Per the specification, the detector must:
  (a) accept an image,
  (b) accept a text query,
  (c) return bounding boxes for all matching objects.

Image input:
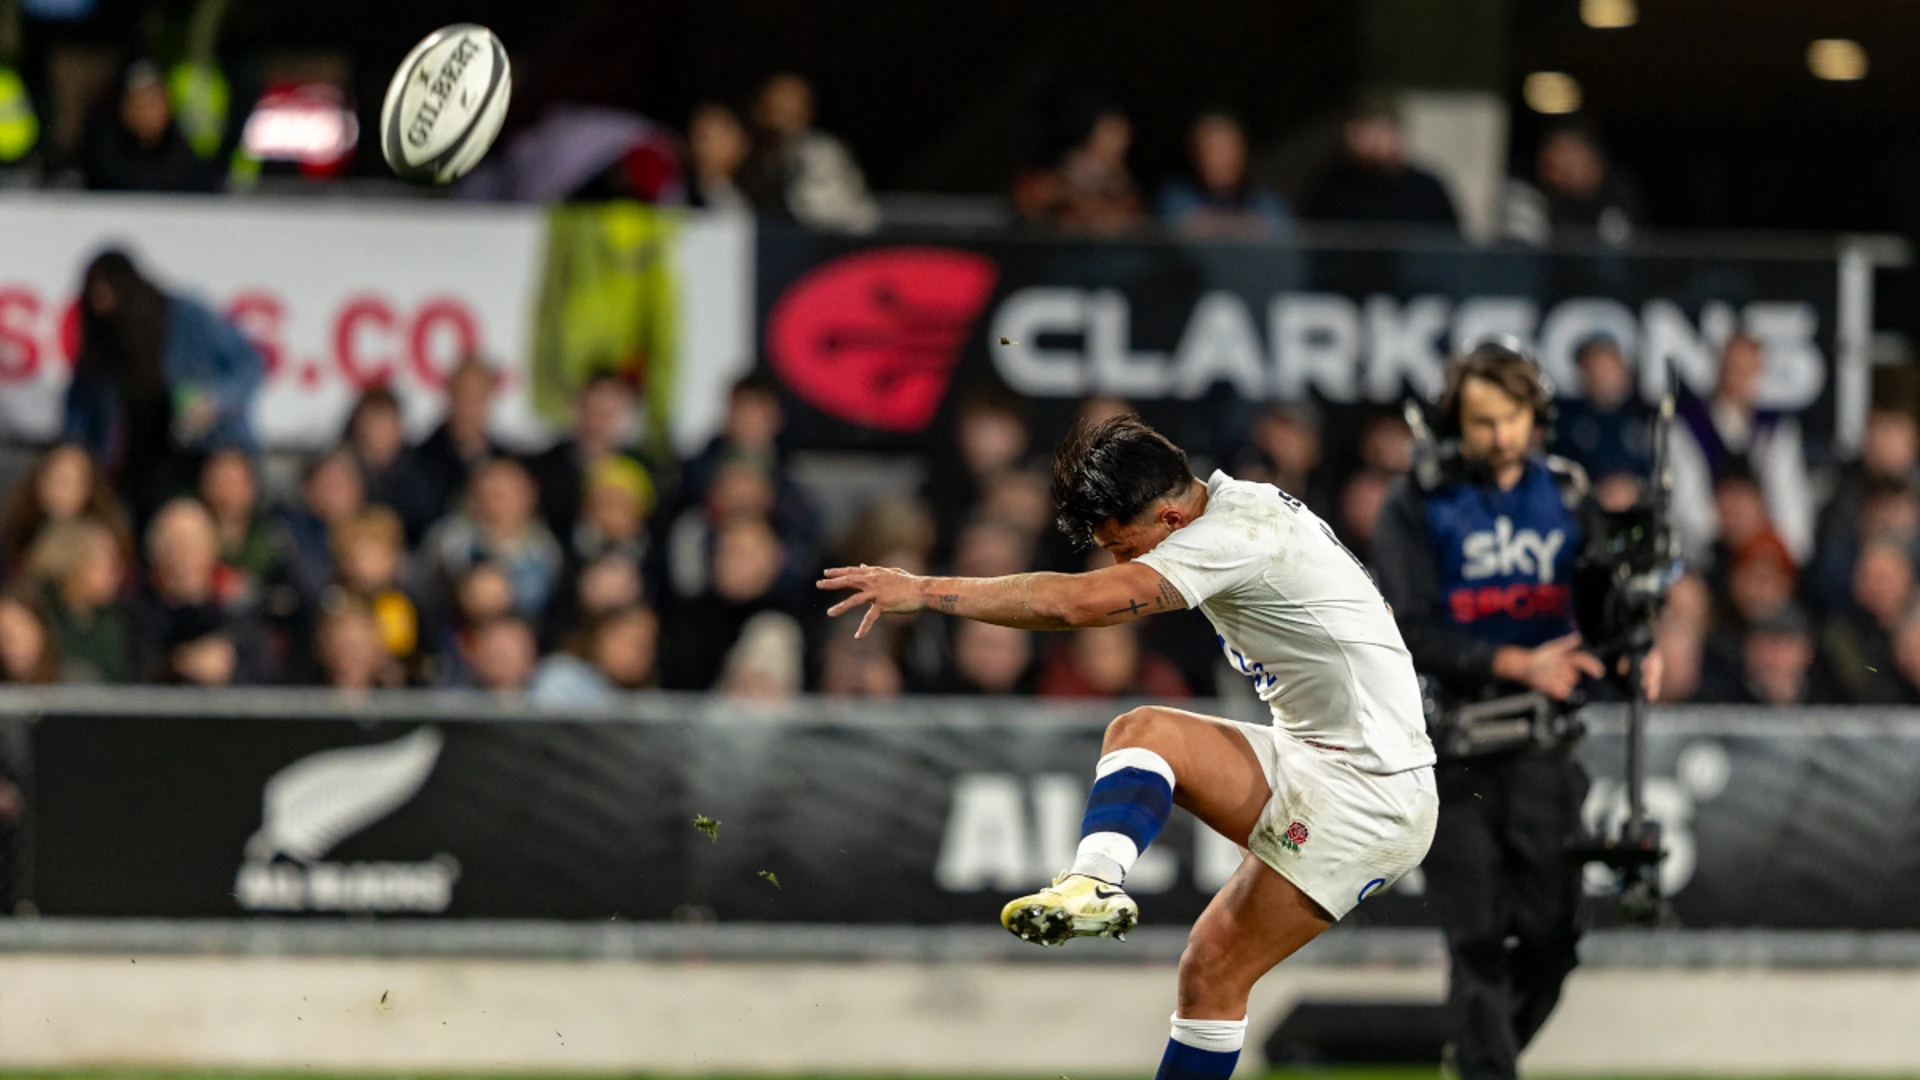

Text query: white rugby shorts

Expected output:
[1226,719,1438,920]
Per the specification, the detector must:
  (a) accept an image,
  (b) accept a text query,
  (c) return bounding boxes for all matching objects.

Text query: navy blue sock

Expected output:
[1155,1022,1245,1080]
[1070,748,1176,882]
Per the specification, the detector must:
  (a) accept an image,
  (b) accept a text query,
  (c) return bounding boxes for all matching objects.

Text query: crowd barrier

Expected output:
[9,687,1920,931]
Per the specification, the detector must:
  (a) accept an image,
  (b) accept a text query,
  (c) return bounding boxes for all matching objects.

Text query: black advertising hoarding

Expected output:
[23,694,1920,929]
[754,224,1845,460]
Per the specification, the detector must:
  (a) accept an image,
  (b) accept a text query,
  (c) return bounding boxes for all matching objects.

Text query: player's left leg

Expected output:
[1156,854,1333,1080]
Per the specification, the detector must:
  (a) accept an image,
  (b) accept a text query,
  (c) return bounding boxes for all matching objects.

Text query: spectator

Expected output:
[423,457,564,624]
[1501,123,1645,248]
[549,456,654,642]
[1889,609,1920,703]
[1335,468,1395,563]
[1,442,128,569]
[820,627,904,698]
[665,456,806,599]
[740,73,878,232]
[313,599,402,693]
[415,355,506,521]
[1810,475,1920,612]
[680,373,790,503]
[1037,621,1190,699]
[527,371,642,542]
[924,393,1032,551]
[1553,335,1652,480]
[661,517,793,690]
[342,387,438,545]
[65,250,263,526]
[24,519,131,683]
[1670,335,1814,565]
[1013,97,1144,233]
[837,495,937,573]
[688,102,751,211]
[717,610,806,702]
[462,616,539,697]
[1723,533,1797,631]
[1358,410,1416,474]
[1158,110,1293,238]
[276,449,367,605]
[1820,539,1916,703]
[1305,101,1459,232]
[937,620,1034,695]
[1653,571,1712,703]
[531,603,662,705]
[1703,464,1783,609]
[1232,403,1333,518]
[1699,605,1833,706]
[0,589,60,684]
[1814,402,1920,586]
[198,449,284,590]
[431,562,515,685]
[330,507,420,672]
[80,60,219,193]
[130,498,266,685]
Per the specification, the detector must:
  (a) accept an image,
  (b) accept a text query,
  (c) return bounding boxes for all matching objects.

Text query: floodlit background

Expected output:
[0,0,1918,1076]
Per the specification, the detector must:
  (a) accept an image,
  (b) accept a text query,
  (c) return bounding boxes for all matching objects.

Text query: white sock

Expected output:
[1169,1013,1248,1052]
[1068,747,1177,884]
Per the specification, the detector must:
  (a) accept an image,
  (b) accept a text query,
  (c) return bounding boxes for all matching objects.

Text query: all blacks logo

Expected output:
[379,23,512,184]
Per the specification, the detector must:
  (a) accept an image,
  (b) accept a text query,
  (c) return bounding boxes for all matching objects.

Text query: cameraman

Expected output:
[1369,343,1657,1080]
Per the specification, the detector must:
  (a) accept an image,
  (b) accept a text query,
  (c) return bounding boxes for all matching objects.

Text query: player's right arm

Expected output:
[817,561,1184,639]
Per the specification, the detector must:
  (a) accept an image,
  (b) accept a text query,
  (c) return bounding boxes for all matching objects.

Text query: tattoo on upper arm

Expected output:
[1156,578,1183,610]
[938,594,959,613]
[1105,598,1148,617]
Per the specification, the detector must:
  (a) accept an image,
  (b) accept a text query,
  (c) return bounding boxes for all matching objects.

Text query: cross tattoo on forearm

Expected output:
[1105,598,1148,617]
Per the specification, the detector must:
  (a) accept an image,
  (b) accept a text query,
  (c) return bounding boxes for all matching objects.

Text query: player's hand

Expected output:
[1522,633,1606,701]
[817,564,926,639]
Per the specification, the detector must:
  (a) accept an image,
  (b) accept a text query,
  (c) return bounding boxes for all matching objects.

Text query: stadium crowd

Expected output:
[0,248,1912,711]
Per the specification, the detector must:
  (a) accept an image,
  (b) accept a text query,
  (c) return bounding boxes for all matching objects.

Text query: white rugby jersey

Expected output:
[1136,471,1435,775]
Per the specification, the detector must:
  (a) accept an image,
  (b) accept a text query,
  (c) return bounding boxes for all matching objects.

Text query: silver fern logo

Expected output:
[233,727,460,912]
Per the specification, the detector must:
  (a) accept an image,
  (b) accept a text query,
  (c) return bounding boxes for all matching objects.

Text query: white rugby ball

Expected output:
[380,23,511,184]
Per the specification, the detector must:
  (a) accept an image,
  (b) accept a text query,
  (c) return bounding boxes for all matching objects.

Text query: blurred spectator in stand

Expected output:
[65,250,263,527]
[462,615,538,697]
[275,449,366,606]
[1889,610,1920,703]
[329,507,420,678]
[1670,335,1813,566]
[423,457,564,624]
[130,498,267,685]
[1037,621,1190,700]
[1358,410,1416,474]
[24,519,131,683]
[931,620,1034,695]
[342,387,437,546]
[1158,110,1293,238]
[717,611,806,702]
[740,73,878,232]
[1232,402,1332,518]
[1553,335,1652,480]
[0,588,60,684]
[1501,123,1644,248]
[549,456,654,643]
[680,373,787,503]
[528,372,641,542]
[198,449,285,592]
[430,562,514,686]
[687,103,751,211]
[80,60,219,193]
[1305,102,1459,233]
[456,103,684,204]
[820,627,904,698]
[1,442,128,569]
[1335,469,1395,564]
[1723,532,1797,636]
[1078,394,1136,429]
[1014,96,1143,233]
[1698,605,1833,706]
[1703,464,1779,608]
[313,598,403,692]
[924,393,1032,553]
[529,604,661,705]
[661,516,796,690]
[1812,399,1920,591]
[416,356,506,521]
[1653,571,1712,703]
[1810,475,1920,613]
[1820,539,1917,703]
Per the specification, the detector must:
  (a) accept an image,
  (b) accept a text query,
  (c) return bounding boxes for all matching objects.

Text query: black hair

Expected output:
[731,370,781,400]
[75,249,168,405]
[1050,415,1192,547]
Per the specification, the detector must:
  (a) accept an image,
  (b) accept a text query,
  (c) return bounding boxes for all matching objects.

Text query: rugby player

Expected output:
[819,415,1437,1080]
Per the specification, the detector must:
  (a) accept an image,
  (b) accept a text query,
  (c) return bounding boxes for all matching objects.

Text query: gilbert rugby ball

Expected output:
[380,24,510,183]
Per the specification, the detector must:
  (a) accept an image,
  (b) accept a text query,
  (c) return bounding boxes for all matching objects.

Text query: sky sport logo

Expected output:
[232,727,459,914]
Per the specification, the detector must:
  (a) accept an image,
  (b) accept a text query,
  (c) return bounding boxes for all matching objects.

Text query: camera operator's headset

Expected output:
[1410,338,1561,491]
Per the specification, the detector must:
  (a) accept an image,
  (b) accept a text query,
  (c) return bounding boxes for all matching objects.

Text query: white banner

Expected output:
[0,195,751,455]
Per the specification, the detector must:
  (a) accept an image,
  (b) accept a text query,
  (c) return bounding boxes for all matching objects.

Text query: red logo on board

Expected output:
[766,248,998,433]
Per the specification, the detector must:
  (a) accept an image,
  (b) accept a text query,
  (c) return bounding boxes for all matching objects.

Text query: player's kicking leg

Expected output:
[1001,704,1337,1078]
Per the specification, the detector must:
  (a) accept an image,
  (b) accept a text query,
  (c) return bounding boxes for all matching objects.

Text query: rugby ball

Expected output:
[380,24,511,184]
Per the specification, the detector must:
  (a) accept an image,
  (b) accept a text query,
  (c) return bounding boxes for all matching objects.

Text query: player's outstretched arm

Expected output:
[817,561,1185,638]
